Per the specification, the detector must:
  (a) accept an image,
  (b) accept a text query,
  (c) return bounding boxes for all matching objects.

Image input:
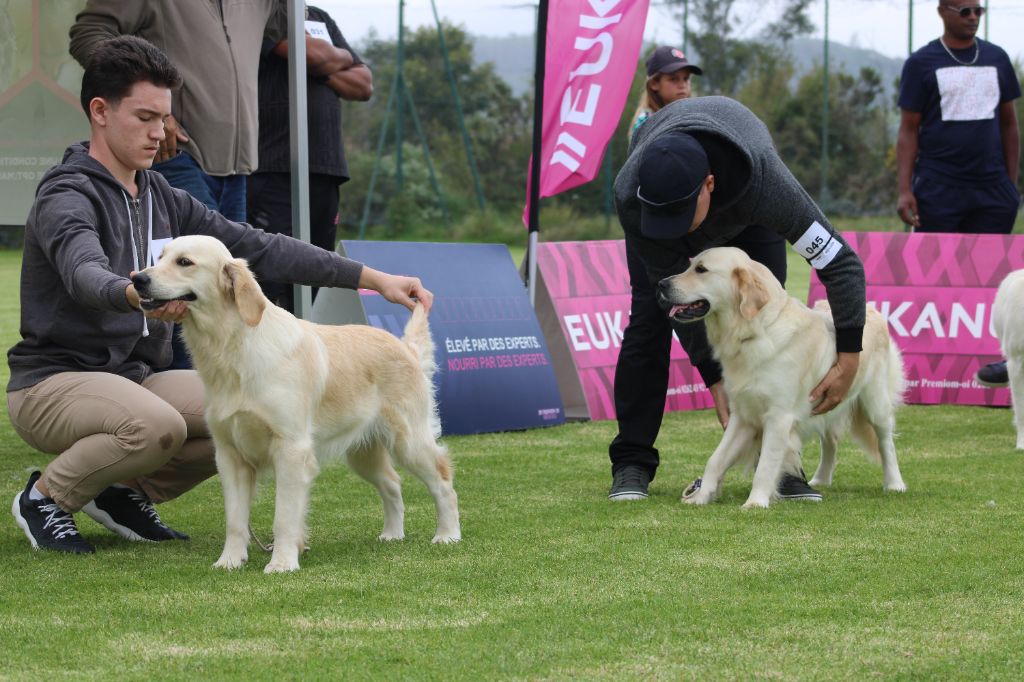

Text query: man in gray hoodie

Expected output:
[608,96,867,502]
[8,36,432,554]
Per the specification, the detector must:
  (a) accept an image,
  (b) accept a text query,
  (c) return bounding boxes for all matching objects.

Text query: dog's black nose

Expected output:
[131,272,150,292]
[657,278,671,294]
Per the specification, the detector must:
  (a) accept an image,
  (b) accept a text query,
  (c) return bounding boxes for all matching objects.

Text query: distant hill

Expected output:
[471,34,906,98]
[787,37,905,92]
[470,34,536,96]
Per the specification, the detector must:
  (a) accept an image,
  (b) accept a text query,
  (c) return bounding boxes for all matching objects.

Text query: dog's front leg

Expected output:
[265,439,319,574]
[684,419,756,505]
[744,415,798,509]
[213,444,256,570]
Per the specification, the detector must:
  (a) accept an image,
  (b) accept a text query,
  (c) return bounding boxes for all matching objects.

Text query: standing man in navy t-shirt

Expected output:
[896,1,1020,234]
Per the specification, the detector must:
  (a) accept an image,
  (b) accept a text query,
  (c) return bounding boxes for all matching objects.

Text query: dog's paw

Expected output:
[884,481,907,493]
[682,491,713,505]
[378,531,405,542]
[808,476,830,488]
[213,553,248,570]
[264,557,300,574]
[682,479,715,505]
[741,496,771,509]
[431,533,461,544]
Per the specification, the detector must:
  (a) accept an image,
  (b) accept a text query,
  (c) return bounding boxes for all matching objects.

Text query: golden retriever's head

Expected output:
[657,247,779,323]
[132,235,266,327]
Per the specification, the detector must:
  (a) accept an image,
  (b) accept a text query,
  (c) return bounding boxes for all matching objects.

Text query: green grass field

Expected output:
[1,247,1022,680]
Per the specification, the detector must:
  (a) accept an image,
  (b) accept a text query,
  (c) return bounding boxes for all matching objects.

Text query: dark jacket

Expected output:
[614,96,866,369]
[7,143,363,391]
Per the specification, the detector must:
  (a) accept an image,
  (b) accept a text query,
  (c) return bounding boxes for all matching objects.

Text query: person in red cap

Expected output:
[628,45,703,143]
[607,96,867,503]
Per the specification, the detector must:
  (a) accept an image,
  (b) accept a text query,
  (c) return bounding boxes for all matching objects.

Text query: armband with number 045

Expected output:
[791,221,842,269]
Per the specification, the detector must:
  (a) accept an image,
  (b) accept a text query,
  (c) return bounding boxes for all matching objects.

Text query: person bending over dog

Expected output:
[607,95,867,502]
[7,36,432,554]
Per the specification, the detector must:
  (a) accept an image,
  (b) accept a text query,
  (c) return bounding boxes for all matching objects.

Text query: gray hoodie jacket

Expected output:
[614,96,866,376]
[7,143,363,391]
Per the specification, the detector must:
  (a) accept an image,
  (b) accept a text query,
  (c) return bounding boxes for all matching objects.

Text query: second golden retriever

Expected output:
[658,247,907,508]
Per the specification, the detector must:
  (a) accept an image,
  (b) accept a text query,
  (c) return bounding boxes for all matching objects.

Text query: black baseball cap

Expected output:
[645,46,703,77]
[637,132,710,239]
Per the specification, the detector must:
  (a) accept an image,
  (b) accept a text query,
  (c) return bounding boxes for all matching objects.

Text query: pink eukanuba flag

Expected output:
[523,0,651,226]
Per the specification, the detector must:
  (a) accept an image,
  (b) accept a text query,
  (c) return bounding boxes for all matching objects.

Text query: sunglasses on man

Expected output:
[941,5,986,18]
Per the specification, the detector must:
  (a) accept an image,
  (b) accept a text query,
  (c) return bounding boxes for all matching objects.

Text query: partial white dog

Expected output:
[657,247,907,508]
[133,235,460,573]
[992,269,1024,449]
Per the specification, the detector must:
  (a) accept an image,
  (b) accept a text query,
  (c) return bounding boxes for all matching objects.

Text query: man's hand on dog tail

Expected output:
[810,352,860,415]
[360,267,434,313]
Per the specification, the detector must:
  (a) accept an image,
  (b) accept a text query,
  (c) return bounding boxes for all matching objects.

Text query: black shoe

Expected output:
[976,361,1009,388]
[11,471,95,553]
[608,465,651,501]
[777,470,823,502]
[82,485,189,542]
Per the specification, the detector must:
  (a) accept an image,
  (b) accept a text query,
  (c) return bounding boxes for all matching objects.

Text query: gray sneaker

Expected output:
[777,470,823,502]
[608,465,651,501]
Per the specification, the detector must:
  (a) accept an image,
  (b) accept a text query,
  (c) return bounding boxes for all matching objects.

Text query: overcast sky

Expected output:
[314,0,1024,62]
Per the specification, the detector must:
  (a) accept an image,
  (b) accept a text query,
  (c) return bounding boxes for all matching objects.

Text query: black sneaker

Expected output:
[11,471,95,553]
[777,470,823,502]
[608,465,651,501]
[976,361,1009,388]
[82,485,189,542]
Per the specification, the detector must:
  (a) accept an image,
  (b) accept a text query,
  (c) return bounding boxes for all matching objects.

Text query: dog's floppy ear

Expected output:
[221,258,266,327]
[734,266,770,320]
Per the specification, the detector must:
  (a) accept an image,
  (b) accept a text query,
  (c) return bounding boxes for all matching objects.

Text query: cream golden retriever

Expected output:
[992,269,1024,449]
[657,247,907,508]
[133,235,460,573]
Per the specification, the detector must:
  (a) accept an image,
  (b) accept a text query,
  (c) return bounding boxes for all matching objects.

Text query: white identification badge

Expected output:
[792,221,842,269]
[149,237,172,266]
[305,20,330,42]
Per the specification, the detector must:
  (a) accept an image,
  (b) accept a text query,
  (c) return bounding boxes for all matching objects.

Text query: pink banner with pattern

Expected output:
[523,0,650,223]
[537,240,712,420]
[808,232,1022,406]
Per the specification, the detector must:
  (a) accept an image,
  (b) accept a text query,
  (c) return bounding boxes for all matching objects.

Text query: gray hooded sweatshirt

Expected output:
[614,96,866,380]
[7,143,363,392]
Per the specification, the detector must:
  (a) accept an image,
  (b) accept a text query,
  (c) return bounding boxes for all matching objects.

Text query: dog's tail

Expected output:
[402,303,436,378]
[402,303,441,437]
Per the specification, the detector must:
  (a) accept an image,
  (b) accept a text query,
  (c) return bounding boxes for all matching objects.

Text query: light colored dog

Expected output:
[133,235,460,573]
[992,269,1024,450]
[657,247,907,508]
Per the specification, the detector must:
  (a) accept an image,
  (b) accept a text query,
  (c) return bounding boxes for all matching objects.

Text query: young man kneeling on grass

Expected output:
[7,36,431,554]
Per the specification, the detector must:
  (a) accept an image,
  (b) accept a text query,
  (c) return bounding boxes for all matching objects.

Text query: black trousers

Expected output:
[246,172,342,312]
[608,224,788,479]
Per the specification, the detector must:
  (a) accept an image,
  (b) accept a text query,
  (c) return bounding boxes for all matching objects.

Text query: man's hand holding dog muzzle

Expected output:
[126,283,189,323]
[809,351,860,415]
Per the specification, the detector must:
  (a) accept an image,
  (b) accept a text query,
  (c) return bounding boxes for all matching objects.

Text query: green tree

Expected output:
[771,65,894,214]
[341,22,531,232]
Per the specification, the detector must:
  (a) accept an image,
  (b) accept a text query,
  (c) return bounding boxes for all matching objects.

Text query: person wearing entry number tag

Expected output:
[7,38,432,556]
[606,95,867,503]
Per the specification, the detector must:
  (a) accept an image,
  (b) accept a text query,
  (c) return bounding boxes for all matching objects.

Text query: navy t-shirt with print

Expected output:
[898,38,1021,186]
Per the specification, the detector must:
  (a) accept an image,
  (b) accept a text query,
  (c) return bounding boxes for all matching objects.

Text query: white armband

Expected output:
[792,221,842,269]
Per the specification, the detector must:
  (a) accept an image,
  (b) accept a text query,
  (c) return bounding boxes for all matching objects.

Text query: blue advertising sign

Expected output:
[337,241,565,435]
